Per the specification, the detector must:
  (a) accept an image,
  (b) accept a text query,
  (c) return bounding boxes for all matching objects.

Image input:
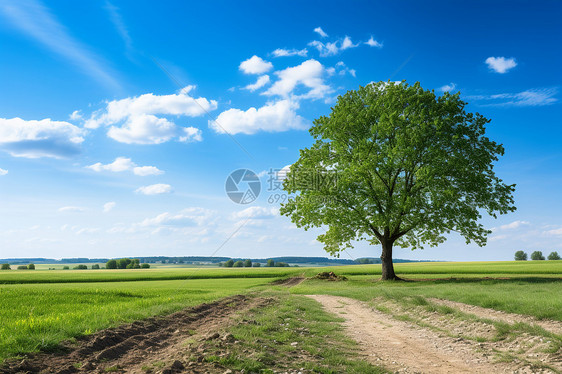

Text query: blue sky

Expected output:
[0,0,561,261]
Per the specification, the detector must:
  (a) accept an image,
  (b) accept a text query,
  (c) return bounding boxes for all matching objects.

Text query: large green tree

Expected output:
[280,81,516,280]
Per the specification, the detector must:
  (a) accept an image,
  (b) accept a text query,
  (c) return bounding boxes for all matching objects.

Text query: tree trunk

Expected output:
[380,239,402,280]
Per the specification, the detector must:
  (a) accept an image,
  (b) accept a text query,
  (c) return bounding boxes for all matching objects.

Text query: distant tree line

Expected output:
[1,263,35,270]
[515,250,560,261]
[106,258,150,269]
[218,259,291,268]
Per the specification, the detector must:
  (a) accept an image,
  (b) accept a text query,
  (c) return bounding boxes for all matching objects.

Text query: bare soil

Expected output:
[270,276,306,287]
[307,294,561,374]
[0,295,272,374]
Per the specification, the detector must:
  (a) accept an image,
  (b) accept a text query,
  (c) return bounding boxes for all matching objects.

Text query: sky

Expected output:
[0,0,561,261]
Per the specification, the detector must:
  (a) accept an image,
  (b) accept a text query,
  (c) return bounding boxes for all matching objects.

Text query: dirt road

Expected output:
[307,294,561,374]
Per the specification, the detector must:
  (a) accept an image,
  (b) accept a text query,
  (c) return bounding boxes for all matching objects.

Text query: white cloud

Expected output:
[87,157,164,176]
[231,206,279,220]
[244,75,270,92]
[139,207,215,227]
[545,227,562,236]
[272,48,308,57]
[210,100,308,135]
[86,86,214,144]
[133,166,164,176]
[0,117,85,158]
[365,36,383,48]
[485,57,517,74]
[499,220,530,230]
[308,36,358,57]
[0,168,8,176]
[264,59,332,100]
[178,127,203,143]
[135,183,172,195]
[103,201,116,213]
[69,110,83,121]
[468,88,558,107]
[314,27,328,38]
[87,85,215,128]
[308,40,339,57]
[334,61,356,77]
[439,83,456,92]
[239,55,273,75]
[58,206,85,213]
[340,36,357,50]
[107,114,179,144]
[0,0,119,89]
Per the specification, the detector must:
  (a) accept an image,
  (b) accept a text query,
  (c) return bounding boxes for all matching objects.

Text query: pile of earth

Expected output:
[314,272,347,281]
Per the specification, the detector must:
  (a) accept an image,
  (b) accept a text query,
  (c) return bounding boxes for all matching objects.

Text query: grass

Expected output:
[1,261,560,284]
[0,260,560,366]
[0,278,270,363]
[290,275,562,321]
[202,293,386,373]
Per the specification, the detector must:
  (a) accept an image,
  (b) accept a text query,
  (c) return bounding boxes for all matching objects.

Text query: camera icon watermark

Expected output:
[225,167,338,205]
[225,169,261,204]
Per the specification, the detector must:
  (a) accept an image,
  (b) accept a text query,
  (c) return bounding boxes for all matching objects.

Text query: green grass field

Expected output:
[0,261,560,364]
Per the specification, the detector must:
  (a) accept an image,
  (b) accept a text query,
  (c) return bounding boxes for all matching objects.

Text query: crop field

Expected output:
[1,261,561,372]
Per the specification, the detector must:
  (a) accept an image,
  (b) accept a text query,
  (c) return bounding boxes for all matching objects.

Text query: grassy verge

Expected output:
[199,293,386,373]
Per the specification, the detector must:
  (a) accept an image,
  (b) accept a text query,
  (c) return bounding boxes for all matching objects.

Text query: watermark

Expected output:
[225,169,261,204]
[226,167,338,205]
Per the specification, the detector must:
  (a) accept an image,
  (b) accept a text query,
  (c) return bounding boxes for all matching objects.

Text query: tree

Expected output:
[244,259,252,267]
[266,259,275,267]
[1,264,10,270]
[531,251,545,261]
[224,259,234,267]
[141,263,150,268]
[253,262,261,267]
[73,264,88,270]
[547,251,560,260]
[27,263,35,270]
[514,251,527,261]
[91,264,100,269]
[281,81,516,280]
[106,259,117,269]
[233,260,244,267]
[62,266,70,270]
[118,258,131,269]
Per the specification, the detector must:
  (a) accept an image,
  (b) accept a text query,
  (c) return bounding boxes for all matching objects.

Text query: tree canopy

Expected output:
[280,81,516,280]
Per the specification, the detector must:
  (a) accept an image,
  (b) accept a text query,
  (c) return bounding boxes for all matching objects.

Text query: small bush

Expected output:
[548,251,561,260]
[17,265,28,270]
[27,263,35,270]
[73,264,88,270]
[531,251,545,261]
[1,263,11,270]
[514,250,527,261]
[91,264,100,269]
[62,266,70,270]
[141,263,150,269]
[253,262,261,267]
[224,259,234,268]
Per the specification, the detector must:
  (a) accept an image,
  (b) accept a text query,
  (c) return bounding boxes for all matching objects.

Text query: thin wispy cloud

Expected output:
[0,0,120,90]
[468,88,558,107]
[104,1,133,55]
